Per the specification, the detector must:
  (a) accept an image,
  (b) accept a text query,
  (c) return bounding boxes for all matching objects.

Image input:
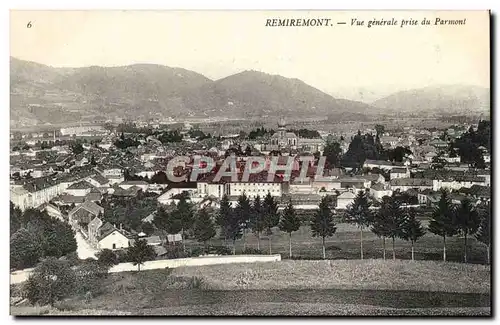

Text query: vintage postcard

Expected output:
[9,10,491,316]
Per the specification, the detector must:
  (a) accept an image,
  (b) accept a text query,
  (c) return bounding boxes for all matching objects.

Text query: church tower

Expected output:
[277,117,287,138]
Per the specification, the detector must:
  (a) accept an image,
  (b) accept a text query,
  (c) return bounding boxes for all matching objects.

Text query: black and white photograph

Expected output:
[8,9,491,316]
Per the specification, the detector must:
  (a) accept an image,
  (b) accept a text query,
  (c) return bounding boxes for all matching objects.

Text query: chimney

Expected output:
[120,223,123,230]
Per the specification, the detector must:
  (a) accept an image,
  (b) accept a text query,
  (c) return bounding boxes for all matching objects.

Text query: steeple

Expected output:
[277,117,287,129]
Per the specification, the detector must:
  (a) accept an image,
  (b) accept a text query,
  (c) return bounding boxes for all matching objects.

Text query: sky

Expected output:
[10,10,490,102]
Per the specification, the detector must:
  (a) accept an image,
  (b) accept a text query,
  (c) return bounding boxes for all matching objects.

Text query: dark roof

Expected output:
[59,194,86,204]
[69,200,104,217]
[98,222,118,241]
[85,191,102,202]
[144,236,161,245]
[113,186,142,197]
[198,171,284,184]
[67,180,94,190]
[121,180,149,185]
[90,174,109,185]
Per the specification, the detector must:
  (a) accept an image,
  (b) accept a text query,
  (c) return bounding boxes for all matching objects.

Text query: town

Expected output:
[10,116,491,262]
[9,9,491,316]
[10,116,492,315]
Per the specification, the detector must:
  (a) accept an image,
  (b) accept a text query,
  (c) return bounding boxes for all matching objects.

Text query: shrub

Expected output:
[190,247,205,257]
[164,245,189,259]
[96,249,119,268]
[208,245,232,256]
[115,249,131,263]
[10,228,43,270]
[22,257,76,306]
[74,260,109,295]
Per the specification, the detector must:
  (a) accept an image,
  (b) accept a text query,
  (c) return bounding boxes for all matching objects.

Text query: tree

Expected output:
[235,193,252,251]
[250,195,266,250]
[43,221,78,258]
[70,142,84,155]
[127,239,156,271]
[455,198,480,263]
[475,202,491,264]
[263,192,280,254]
[311,196,337,259]
[176,196,194,253]
[139,222,155,236]
[10,201,23,235]
[346,190,373,259]
[10,209,77,270]
[217,194,232,245]
[154,207,182,246]
[279,200,301,258]
[244,145,252,156]
[401,208,426,261]
[375,124,385,137]
[193,208,216,249]
[10,228,43,270]
[428,189,457,262]
[380,196,406,260]
[226,209,243,255]
[371,197,392,260]
[23,257,76,306]
[323,141,342,167]
[96,249,119,268]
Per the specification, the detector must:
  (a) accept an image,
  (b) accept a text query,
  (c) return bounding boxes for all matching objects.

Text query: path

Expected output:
[75,231,98,260]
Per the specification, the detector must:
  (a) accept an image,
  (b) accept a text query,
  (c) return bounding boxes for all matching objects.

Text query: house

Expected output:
[84,188,103,203]
[336,191,356,209]
[87,174,110,189]
[68,201,104,228]
[40,203,64,221]
[363,159,404,171]
[379,136,399,148]
[359,174,386,184]
[390,168,410,180]
[144,236,162,246]
[119,180,149,192]
[113,185,142,198]
[432,176,486,191]
[197,172,283,200]
[458,185,491,202]
[390,178,433,192]
[166,233,182,243]
[57,194,86,206]
[88,218,131,250]
[338,177,371,191]
[65,180,95,197]
[75,157,89,167]
[370,183,393,201]
[158,188,196,205]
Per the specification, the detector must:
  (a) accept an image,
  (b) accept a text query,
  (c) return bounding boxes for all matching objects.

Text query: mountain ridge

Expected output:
[10,57,374,125]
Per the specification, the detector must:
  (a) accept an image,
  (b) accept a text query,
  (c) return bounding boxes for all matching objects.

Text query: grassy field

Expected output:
[186,223,490,264]
[12,259,491,316]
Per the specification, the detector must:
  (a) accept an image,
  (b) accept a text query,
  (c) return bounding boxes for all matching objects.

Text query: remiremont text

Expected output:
[265,18,332,27]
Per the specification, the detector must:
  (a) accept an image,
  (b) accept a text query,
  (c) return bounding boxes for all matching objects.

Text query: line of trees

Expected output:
[345,189,491,263]
[149,188,490,263]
